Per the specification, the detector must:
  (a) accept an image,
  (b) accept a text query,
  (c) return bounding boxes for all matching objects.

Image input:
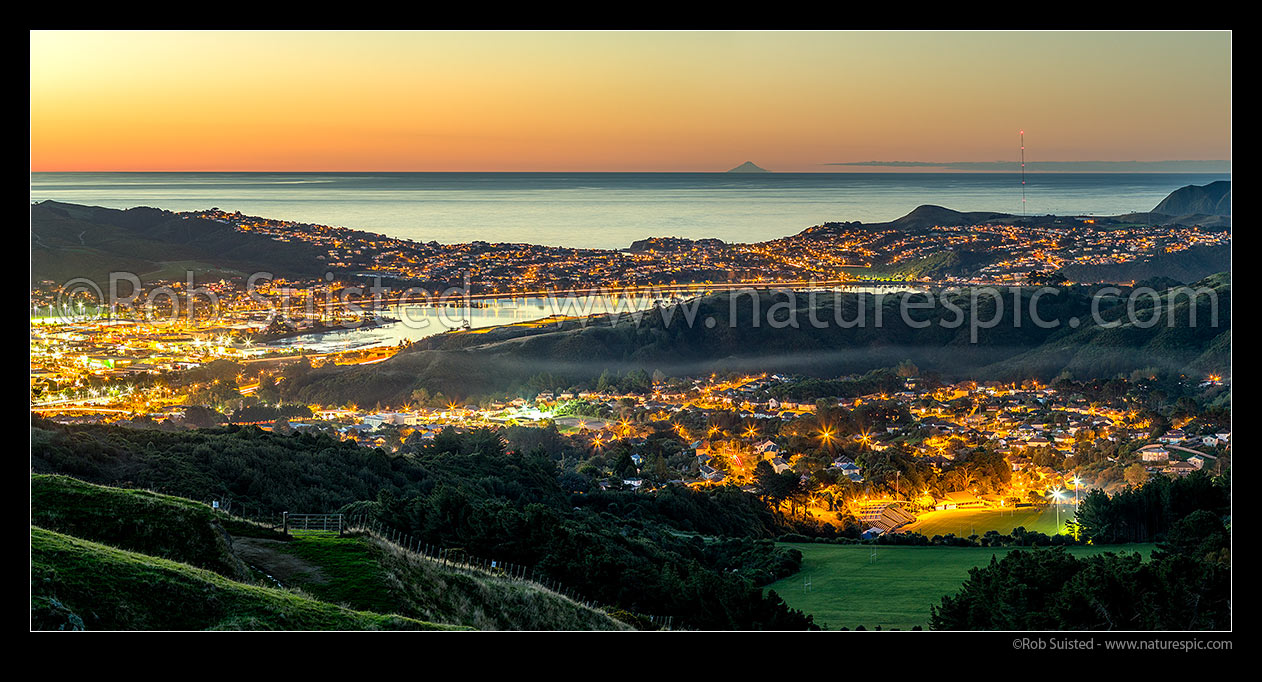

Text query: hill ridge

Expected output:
[1152,180,1230,216]
[277,274,1229,403]
[29,200,329,285]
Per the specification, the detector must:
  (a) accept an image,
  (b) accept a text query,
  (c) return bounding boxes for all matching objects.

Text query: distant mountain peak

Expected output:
[726,161,770,173]
[1152,180,1231,217]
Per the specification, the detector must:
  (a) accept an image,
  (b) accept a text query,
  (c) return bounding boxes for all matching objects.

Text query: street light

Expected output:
[818,427,835,453]
[1049,487,1065,532]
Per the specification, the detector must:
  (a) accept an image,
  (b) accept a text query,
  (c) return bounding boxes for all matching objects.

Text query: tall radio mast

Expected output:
[1020,129,1026,216]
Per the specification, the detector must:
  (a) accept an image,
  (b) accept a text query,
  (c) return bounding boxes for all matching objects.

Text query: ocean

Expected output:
[30,172,1229,250]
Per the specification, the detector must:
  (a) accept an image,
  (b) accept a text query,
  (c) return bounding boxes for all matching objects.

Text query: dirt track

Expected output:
[232,537,329,588]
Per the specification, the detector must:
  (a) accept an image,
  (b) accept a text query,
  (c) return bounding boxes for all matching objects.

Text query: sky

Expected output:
[30,30,1232,172]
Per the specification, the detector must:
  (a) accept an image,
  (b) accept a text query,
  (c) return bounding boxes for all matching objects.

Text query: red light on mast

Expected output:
[1019,129,1026,216]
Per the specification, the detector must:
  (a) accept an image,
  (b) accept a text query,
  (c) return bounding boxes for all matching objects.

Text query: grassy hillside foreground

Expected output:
[31,527,461,631]
[31,474,285,581]
[30,475,630,631]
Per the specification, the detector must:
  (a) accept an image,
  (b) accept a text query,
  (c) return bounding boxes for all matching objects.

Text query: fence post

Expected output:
[282,511,289,536]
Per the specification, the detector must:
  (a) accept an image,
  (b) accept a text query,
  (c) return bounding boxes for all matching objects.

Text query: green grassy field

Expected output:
[767,542,1154,631]
[897,505,1067,538]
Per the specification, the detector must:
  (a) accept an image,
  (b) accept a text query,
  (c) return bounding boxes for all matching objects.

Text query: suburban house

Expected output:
[1158,429,1187,444]
[1164,462,1198,478]
[699,464,726,483]
[1138,444,1171,464]
[1187,452,1219,470]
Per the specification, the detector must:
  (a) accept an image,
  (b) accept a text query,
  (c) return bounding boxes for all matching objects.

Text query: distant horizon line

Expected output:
[31,165,1233,174]
[824,160,1231,173]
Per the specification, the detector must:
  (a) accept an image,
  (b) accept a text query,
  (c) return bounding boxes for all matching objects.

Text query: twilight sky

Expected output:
[30,30,1231,172]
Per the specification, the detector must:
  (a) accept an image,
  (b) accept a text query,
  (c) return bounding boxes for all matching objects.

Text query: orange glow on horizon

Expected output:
[31,31,1231,172]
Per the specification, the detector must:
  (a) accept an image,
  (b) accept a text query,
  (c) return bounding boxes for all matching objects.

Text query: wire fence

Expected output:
[342,514,676,631]
[205,502,675,631]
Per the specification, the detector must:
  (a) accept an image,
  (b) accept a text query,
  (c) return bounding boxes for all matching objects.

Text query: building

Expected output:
[851,500,917,533]
[1138,444,1171,464]
[935,491,986,510]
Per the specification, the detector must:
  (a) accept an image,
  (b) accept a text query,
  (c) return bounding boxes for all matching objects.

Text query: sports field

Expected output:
[767,542,1153,631]
[897,505,1068,538]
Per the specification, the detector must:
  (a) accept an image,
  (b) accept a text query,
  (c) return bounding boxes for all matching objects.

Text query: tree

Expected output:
[182,405,224,428]
[1123,463,1149,487]
[1155,509,1230,566]
[932,541,1230,630]
[895,360,919,378]
[613,451,638,479]
[256,374,281,403]
[754,461,800,513]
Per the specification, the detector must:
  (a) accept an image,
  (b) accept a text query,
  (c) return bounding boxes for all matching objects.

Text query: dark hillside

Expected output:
[1152,180,1230,217]
[278,278,1229,405]
[30,200,329,285]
